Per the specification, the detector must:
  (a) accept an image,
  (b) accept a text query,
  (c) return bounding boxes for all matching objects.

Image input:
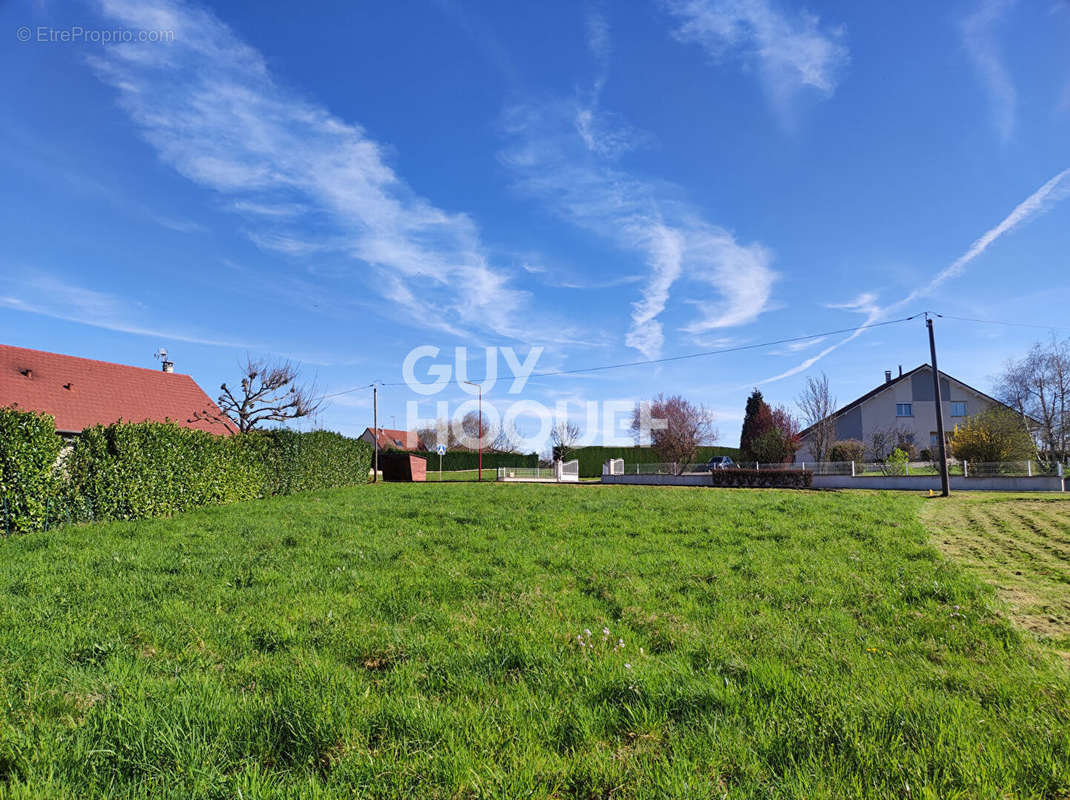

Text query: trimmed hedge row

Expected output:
[709,469,812,489]
[574,445,740,478]
[0,408,62,534]
[0,407,372,533]
[401,450,538,471]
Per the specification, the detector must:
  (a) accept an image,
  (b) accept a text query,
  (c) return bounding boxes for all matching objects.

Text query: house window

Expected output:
[951,401,967,417]
[896,403,913,417]
[930,432,940,447]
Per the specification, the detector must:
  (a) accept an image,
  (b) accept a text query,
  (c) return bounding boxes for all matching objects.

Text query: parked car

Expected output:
[704,456,736,471]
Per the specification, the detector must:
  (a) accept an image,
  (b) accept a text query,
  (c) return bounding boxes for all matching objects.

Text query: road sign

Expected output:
[436,444,446,456]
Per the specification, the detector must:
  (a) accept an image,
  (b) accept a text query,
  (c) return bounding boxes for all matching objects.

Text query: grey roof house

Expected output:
[795,364,1023,462]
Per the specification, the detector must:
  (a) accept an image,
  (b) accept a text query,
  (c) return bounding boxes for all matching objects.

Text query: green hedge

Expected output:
[0,407,63,533]
[400,450,538,471]
[0,408,372,533]
[573,445,740,478]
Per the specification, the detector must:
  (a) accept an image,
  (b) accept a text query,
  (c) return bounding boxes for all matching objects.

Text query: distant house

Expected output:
[359,427,424,452]
[0,344,234,437]
[795,364,1023,462]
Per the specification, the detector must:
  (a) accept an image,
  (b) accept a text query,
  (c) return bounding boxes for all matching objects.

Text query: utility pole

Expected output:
[927,315,950,497]
[463,380,484,482]
[372,384,378,484]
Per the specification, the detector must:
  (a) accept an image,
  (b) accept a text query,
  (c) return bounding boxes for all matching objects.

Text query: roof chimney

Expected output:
[155,347,173,373]
[885,370,892,384]
[20,368,32,379]
[898,364,903,377]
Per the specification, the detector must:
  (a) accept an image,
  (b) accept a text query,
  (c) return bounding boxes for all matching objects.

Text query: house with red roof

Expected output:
[359,427,424,452]
[0,344,235,436]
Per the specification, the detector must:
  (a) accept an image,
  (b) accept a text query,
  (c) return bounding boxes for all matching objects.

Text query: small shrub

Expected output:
[882,447,909,476]
[829,439,865,464]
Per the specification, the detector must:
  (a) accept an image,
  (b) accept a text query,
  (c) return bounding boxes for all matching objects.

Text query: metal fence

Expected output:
[497,466,554,480]
[604,460,1067,479]
[792,460,1066,478]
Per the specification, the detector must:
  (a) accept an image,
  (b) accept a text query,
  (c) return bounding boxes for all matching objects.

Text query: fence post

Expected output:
[755,462,759,471]
[1059,462,1064,478]
[1027,460,1032,477]
[850,461,856,477]
[905,463,910,476]
[963,460,968,478]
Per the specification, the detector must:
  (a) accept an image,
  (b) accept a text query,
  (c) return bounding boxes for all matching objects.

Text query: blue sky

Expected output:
[2,0,1068,448]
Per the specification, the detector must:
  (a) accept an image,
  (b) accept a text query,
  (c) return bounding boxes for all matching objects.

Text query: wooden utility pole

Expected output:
[927,315,950,496]
[372,385,378,484]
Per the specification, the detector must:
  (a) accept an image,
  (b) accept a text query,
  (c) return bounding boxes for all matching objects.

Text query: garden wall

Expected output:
[811,475,1065,492]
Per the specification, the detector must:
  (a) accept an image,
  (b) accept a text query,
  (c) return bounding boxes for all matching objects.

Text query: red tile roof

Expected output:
[363,427,424,451]
[0,344,235,435]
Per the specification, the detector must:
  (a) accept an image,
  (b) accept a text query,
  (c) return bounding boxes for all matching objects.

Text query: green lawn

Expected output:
[0,484,1067,799]
[923,492,1070,661]
[424,468,485,482]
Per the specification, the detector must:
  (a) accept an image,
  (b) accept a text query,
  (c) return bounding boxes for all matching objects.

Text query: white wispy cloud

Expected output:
[500,11,775,359]
[961,0,1017,142]
[501,101,776,359]
[0,270,260,350]
[761,169,1070,383]
[663,0,848,122]
[86,0,547,342]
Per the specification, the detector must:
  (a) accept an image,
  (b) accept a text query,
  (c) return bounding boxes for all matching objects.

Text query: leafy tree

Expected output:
[949,406,1036,463]
[749,406,802,464]
[739,389,774,463]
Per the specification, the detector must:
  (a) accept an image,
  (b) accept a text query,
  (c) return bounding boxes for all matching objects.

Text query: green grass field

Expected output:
[424,468,485,482]
[923,493,1070,661]
[1,484,1067,798]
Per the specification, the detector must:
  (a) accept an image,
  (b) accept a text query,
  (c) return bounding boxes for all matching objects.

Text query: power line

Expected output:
[321,314,922,398]
[525,315,920,378]
[938,314,1070,334]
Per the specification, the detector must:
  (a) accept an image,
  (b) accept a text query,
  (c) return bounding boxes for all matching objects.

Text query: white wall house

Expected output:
[795,364,1009,462]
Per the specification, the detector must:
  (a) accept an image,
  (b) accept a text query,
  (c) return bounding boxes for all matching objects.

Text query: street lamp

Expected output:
[463,380,483,481]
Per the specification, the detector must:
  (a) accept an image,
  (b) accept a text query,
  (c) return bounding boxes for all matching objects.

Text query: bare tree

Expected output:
[868,425,917,461]
[550,419,581,463]
[796,373,837,462]
[202,356,322,434]
[414,419,462,451]
[490,418,521,453]
[630,394,717,474]
[997,336,1070,462]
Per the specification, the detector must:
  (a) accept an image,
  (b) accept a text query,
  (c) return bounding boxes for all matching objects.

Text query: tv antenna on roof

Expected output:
[154,347,174,373]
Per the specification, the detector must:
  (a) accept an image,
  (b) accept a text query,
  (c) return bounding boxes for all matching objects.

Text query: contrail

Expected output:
[760,167,1070,384]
